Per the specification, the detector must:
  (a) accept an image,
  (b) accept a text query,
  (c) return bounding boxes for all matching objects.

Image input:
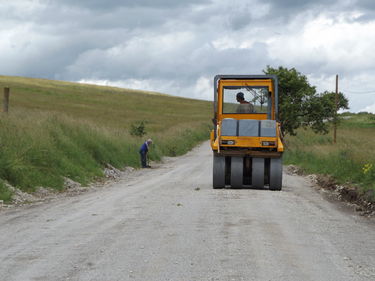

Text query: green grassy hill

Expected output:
[0,76,212,201]
[284,112,375,202]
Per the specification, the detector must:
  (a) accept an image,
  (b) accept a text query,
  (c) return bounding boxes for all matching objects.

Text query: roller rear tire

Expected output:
[231,156,243,188]
[269,157,282,191]
[252,157,265,189]
[213,154,225,189]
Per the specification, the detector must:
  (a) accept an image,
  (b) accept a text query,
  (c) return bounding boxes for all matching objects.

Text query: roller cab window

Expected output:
[222,86,271,115]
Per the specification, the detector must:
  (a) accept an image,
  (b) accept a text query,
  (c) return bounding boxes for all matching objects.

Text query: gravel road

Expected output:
[0,141,374,281]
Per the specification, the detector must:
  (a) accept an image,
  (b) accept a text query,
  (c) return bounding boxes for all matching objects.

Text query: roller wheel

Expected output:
[213,154,225,189]
[230,156,243,188]
[252,157,264,188]
[269,157,283,191]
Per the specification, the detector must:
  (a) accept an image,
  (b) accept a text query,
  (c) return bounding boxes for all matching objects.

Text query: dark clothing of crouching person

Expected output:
[139,139,153,168]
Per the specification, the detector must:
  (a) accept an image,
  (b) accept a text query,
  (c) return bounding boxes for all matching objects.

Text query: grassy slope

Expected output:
[0,76,212,201]
[284,113,375,201]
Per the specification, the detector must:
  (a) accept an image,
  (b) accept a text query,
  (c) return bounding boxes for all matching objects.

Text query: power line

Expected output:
[342,89,375,94]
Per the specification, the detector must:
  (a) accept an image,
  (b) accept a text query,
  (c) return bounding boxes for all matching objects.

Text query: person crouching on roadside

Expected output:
[139,139,153,168]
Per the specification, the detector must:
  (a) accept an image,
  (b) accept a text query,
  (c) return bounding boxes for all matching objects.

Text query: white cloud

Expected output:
[268,12,375,71]
[79,75,213,101]
[193,76,212,100]
[212,36,256,51]
[359,103,375,113]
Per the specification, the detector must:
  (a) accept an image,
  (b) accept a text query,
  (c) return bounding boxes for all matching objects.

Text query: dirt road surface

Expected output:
[0,142,374,281]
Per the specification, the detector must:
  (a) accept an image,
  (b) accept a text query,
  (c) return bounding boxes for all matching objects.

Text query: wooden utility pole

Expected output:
[333,75,338,144]
[3,87,10,113]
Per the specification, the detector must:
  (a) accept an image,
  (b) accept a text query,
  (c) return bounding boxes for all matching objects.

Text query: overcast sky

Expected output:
[1,0,375,112]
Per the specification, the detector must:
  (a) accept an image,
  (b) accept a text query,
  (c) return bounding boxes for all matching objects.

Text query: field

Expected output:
[1,76,373,203]
[0,76,212,201]
[284,113,375,201]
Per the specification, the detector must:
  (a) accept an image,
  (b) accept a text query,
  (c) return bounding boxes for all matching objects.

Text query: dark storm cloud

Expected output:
[262,0,358,24]
[1,0,374,111]
[264,0,308,18]
[355,0,375,10]
[50,0,209,10]
[266,0,337,11]
[22,4,179,32]
[42,6,174,31]
[0,0,208,79]
[266,0,375,22]
[352,0,375,22]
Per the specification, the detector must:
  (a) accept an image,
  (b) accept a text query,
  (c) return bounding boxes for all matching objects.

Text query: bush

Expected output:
[130,121,147,137]
[0,180,12,202]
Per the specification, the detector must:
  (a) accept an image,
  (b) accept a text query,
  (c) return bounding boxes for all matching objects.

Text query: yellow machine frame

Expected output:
[210,77,283,156]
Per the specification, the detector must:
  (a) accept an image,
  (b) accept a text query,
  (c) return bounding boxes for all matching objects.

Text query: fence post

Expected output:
[3,87,10,113]
[333,75,338,144]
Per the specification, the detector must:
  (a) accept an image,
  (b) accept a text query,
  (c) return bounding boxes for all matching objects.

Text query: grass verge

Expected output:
[0,180,12,202]
[284,113,375,202]
[0,76,212,201]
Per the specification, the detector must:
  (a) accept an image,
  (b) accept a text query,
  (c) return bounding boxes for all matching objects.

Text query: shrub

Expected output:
[130,121,147,137]
[0,180,12,202]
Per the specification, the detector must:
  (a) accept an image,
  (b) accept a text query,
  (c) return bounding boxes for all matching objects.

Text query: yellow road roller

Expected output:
[210,75,283,190]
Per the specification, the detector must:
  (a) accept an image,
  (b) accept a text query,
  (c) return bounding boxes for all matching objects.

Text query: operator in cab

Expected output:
[236,92,254,113]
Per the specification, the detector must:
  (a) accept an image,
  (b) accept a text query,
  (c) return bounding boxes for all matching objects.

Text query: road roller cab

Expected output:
[210,75,283,190]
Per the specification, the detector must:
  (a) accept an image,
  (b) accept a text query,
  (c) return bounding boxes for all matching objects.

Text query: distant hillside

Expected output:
[0,76,212,201]
[0,76,211,133]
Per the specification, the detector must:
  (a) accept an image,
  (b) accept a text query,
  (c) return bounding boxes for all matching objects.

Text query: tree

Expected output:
[264,66,349,136]
[319,91,349,114]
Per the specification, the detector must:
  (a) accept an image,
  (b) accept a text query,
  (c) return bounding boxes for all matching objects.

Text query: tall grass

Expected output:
[284,113,375,200]
[0,76,212,201]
